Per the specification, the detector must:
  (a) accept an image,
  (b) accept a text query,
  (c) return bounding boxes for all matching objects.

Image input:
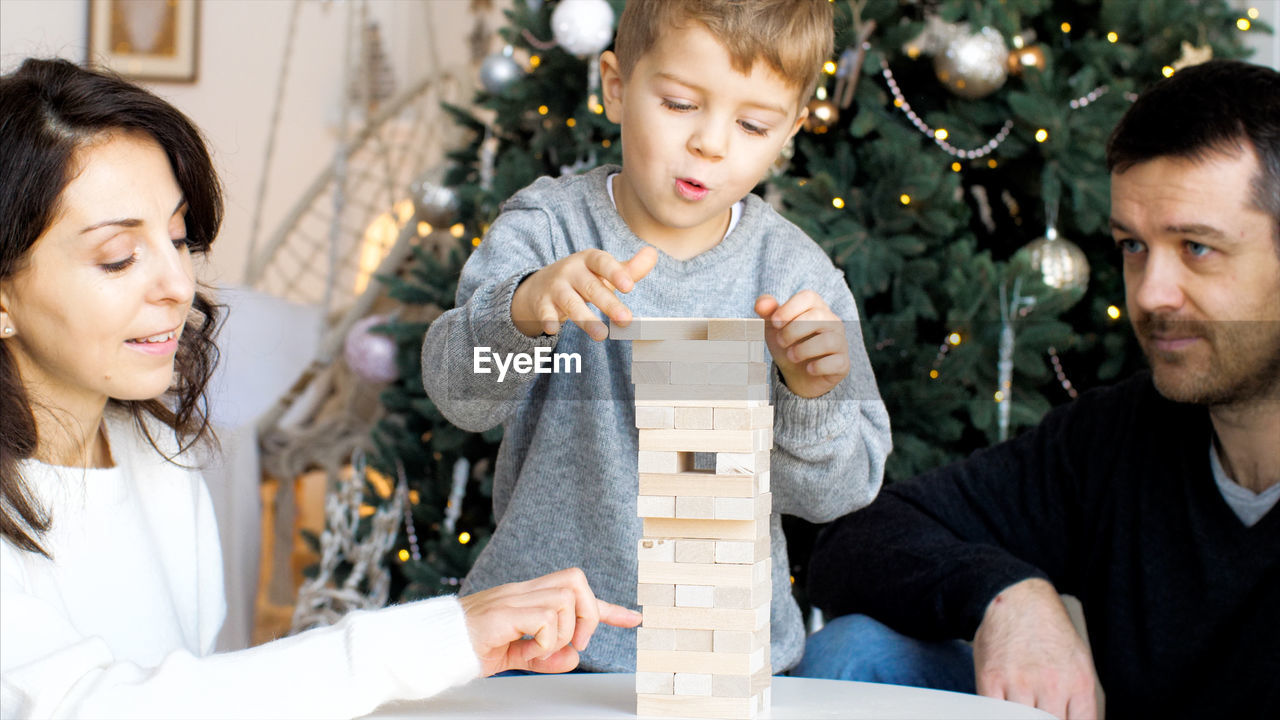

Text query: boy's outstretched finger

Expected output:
[622,246,659,288]
[754,294,780,319]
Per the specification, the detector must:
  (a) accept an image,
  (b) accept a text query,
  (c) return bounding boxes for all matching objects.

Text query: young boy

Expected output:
[422,0,891,673]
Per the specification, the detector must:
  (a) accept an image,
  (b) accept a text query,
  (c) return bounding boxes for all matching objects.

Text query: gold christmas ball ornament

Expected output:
[934,26,1009,99]
[803,98,839,134]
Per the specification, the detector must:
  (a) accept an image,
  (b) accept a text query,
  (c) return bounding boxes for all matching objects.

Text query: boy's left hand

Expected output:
[755,291,849,399]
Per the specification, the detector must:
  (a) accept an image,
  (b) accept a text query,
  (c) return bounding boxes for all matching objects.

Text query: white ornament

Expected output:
[480,46,523,94]
[344,314,399,384]
[551,0,616,56]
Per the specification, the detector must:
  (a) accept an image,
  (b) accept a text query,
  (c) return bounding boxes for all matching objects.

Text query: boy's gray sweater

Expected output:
[422,165,891,672]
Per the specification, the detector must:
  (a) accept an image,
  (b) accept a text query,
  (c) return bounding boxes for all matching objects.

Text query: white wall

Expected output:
[1,0,496,286]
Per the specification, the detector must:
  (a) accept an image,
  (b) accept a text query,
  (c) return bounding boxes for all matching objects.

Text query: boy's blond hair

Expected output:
[613,0,834,111]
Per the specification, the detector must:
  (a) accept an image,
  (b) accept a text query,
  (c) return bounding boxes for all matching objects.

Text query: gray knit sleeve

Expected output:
[767,267,892,521]
[420,208,560,432]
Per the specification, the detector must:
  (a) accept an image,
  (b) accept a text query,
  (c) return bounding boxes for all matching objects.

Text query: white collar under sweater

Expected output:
[1,408,479,719]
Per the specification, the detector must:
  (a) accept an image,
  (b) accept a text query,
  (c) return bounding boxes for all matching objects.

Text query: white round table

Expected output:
[365,673,1055,719]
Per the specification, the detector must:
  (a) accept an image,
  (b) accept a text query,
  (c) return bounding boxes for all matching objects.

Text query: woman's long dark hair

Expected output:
[0,58,223,557]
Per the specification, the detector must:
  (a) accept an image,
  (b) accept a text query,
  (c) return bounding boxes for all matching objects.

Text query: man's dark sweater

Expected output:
[809,372,1279,716]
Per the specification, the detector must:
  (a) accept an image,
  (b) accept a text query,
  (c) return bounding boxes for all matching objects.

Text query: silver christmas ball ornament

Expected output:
[934,26,1009,99]
[480,47,522,94]
[409,165,460,227]
[551,0,616,56]
[344,314,398,384]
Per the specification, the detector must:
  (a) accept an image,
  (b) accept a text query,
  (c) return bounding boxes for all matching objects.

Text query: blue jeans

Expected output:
[791,614,976,693]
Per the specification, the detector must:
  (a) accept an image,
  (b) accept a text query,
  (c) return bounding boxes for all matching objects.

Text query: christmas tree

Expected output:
[365,0,1266,603]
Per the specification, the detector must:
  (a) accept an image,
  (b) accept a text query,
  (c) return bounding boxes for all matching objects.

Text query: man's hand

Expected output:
[511,247,658,341]
[458,567,642,677]
[973,578,1099,719]
[755,291,850,398]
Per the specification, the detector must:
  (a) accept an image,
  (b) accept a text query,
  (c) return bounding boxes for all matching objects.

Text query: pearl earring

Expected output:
[2,327,12,335]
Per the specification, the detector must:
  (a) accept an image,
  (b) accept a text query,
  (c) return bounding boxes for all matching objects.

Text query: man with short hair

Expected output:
[794,60,1280,718]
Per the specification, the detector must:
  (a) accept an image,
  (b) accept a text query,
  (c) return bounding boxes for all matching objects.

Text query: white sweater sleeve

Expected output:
[0,582,481,720]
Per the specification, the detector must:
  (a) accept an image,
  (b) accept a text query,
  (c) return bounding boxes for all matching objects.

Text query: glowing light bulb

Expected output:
[1107,31,1119,43]
[899,194,911,206]
[1237,18,1252,31]
[951,162,962,172]
[1162,66,1175,78]
[1107,305,1122,320]
[948,332,962,346]
[832,197,845,209]
[459,532,472,545]
[398,549,410,562]
[1035,128,1049,142]
[935,128,949,141]
[538,105,549,115]
[1060,22,1071,33]
[929,369,940,379]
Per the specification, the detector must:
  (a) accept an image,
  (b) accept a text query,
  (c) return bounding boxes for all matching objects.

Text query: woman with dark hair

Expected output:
[0,58,638,718]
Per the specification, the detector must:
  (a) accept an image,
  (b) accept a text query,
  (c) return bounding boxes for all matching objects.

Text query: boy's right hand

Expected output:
[512,247,658,341]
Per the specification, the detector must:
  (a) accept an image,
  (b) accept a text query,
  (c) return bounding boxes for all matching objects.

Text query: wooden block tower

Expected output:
[610,317,773,720]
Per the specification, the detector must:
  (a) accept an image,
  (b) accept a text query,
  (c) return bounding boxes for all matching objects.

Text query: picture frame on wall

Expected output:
[88,0,200,83]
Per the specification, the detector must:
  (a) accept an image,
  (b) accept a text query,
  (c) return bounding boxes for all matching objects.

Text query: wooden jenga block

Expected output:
[714,581,770,610]
[715,450,770,475]
[674,673,713,696]
[714,497,757,520]
[643,514,769,542]
[637,694,757,720]
[673,407,713,429]
[674,629,714,652]
[638,583,676,607]
[638,428,770,454]
[707,318,765,341]
[636,648,766,675]
[675,584,714,608]
[637,495,675,518]
[642,603,769,632]
[637,627,677,651]
[714,536,771,564]
[675,539,715,564]
[638,538,675,562]
[675,495,714,519]
[638,559,767,587]
[638,451,691,474]
[713,406,773,430]
[710,668,772,698]
[703,362,769,386]
[608,319,643,340]
[634,383,767,404]
[636,405,676,429]
[632,361,671,385]
[639,318,711,340]
[712,626,769,654]
[636,671,675,695]
[669,362,710,385]
[639,472,764,499]
[633,340,765,364]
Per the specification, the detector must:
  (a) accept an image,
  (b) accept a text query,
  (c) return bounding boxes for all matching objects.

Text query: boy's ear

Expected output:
[787,105,810,140]
[600,51,625,124]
